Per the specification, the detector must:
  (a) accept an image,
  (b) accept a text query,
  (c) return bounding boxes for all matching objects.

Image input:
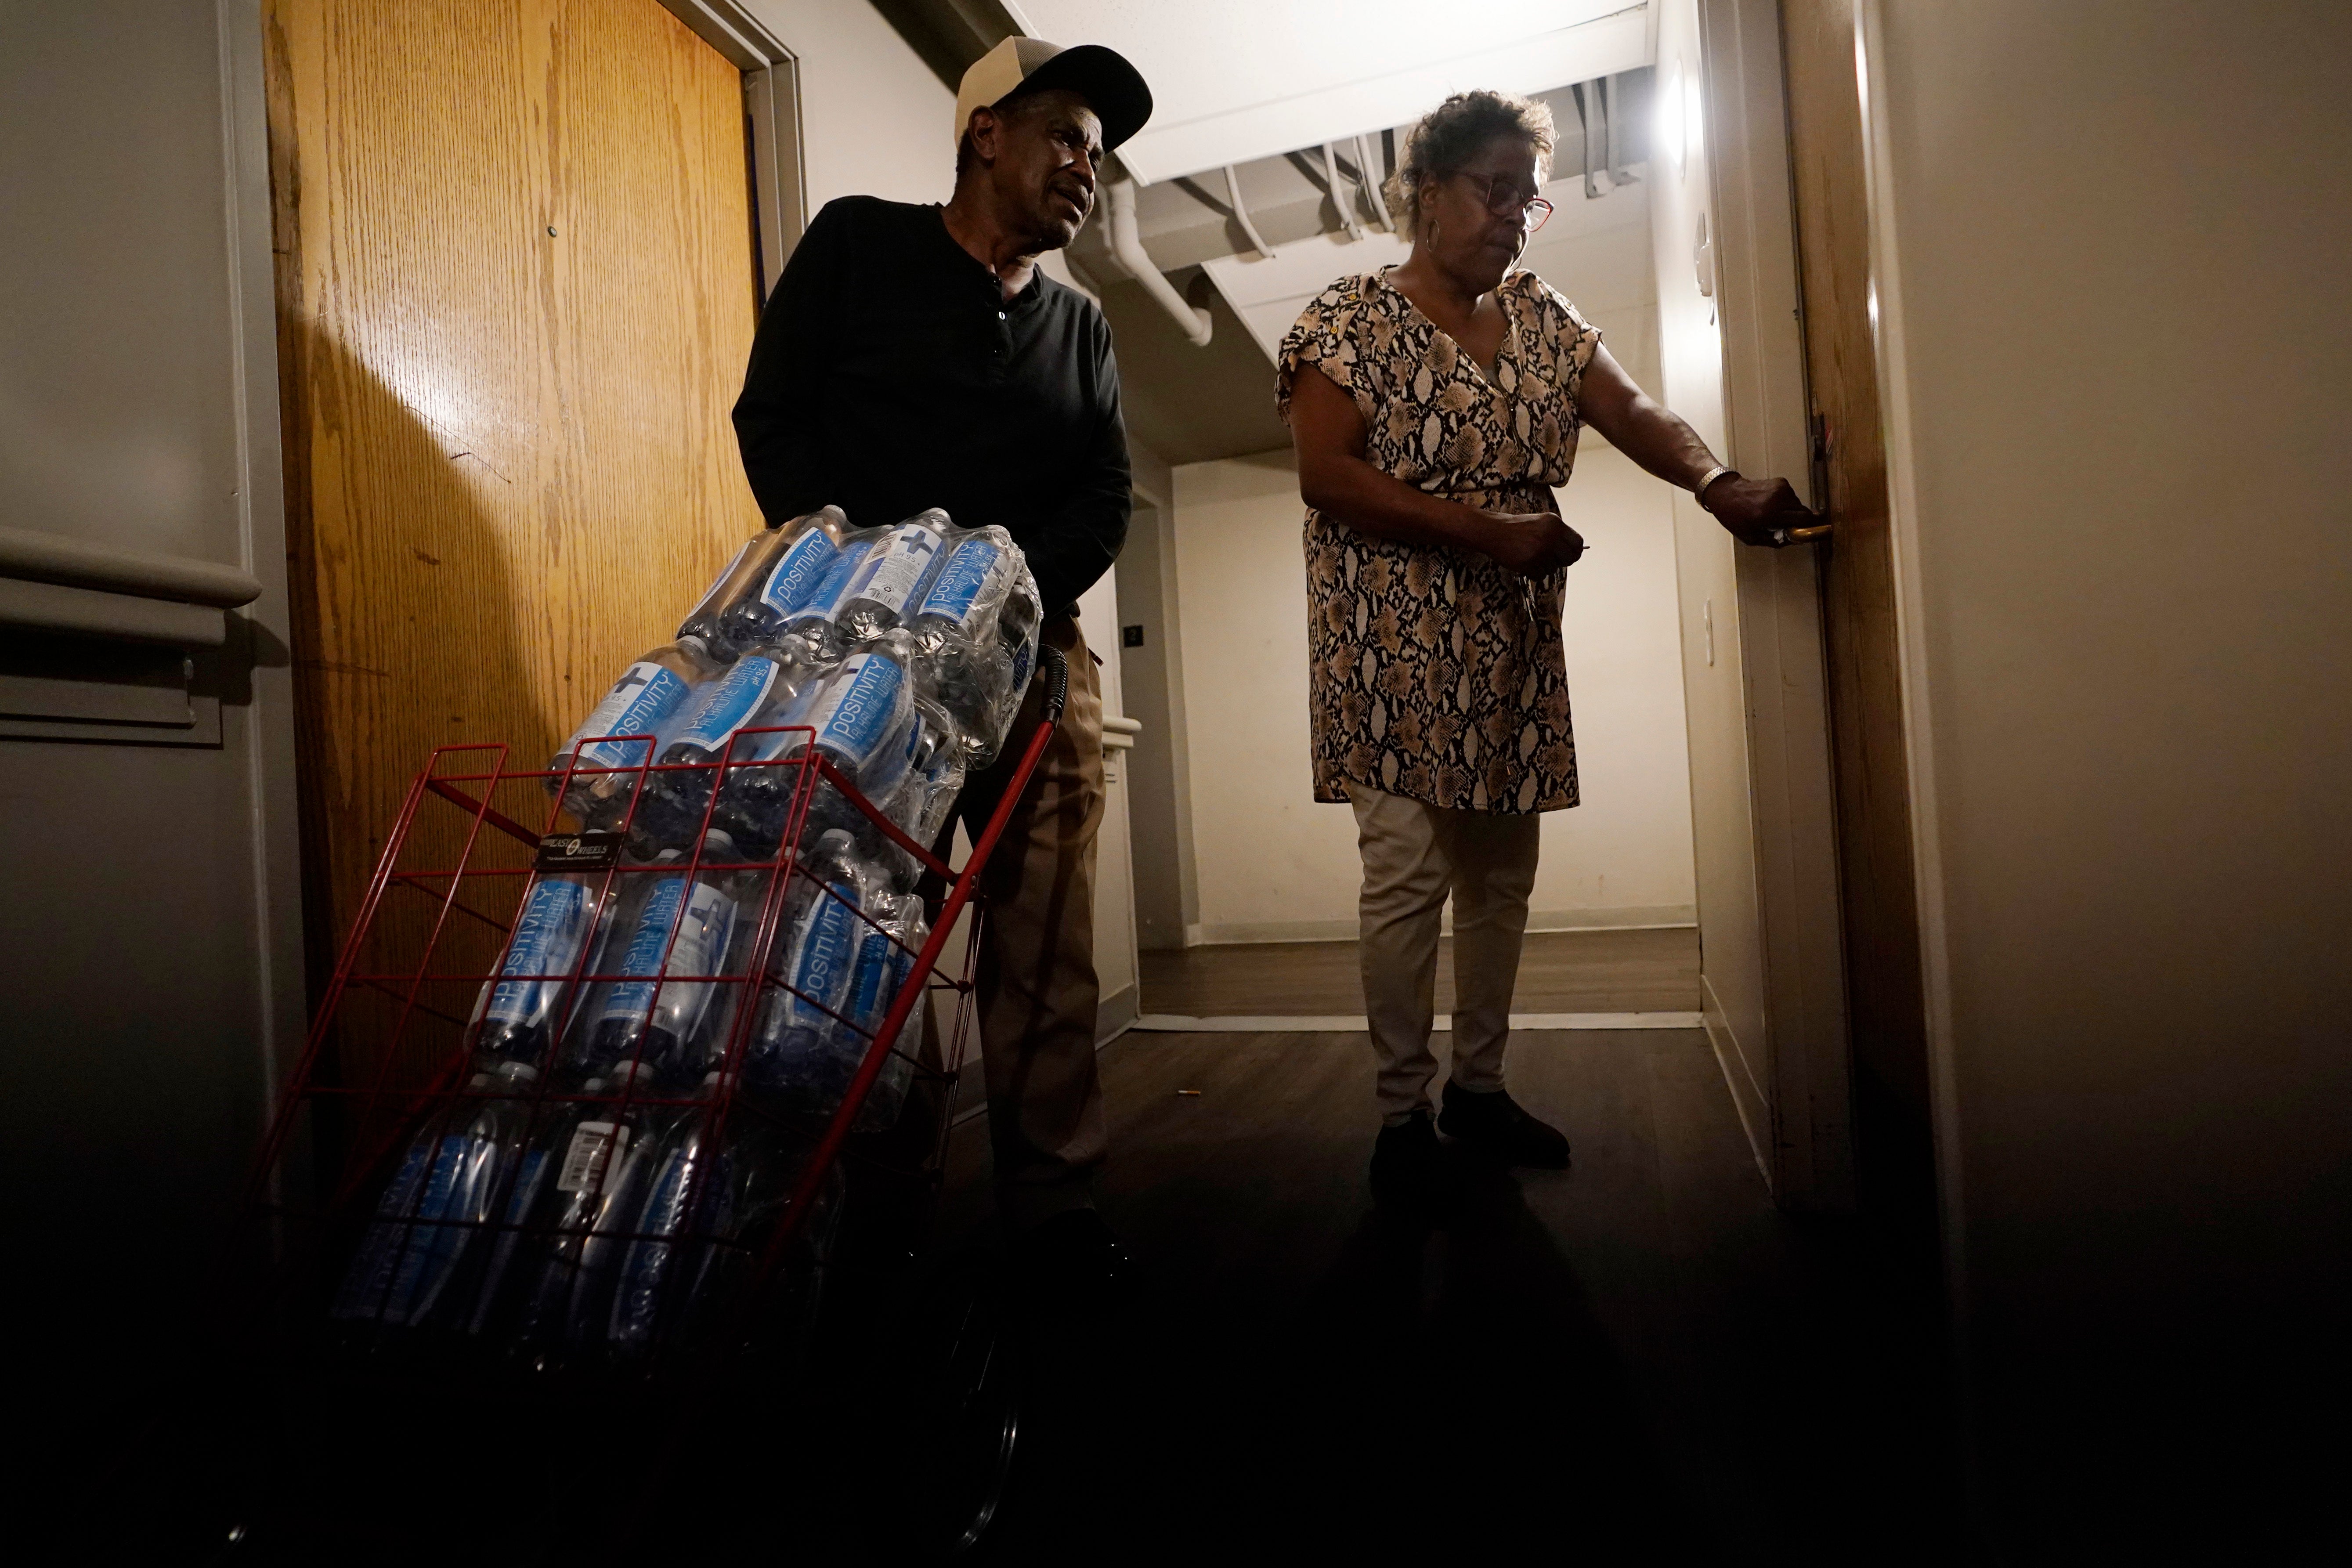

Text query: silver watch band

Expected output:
[1693,465,1736,510]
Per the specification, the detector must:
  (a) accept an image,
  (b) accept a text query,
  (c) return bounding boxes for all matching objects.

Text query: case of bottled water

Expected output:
[716,506,849,656]
[675,523,796,655]
[715,638,921,857]
[468,870,615,1073]
[549,635,727,828]
[560,832,753,1087]
[903,523,1042,769]
[629,642,815,849]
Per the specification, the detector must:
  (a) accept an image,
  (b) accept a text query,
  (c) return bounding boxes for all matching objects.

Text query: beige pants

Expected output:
[953,616,1108,1229]
[1351,784,1543,1124]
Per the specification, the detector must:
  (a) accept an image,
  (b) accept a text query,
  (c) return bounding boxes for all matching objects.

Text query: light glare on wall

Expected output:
[1659,61,1685,173]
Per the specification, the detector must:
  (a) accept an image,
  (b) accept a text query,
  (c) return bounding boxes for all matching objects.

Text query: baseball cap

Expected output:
[954,36,1153,154]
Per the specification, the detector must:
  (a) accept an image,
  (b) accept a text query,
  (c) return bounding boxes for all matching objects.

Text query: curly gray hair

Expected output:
[1383,90,1557,232]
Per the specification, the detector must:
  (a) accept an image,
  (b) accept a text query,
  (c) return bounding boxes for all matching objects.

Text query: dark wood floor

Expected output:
[1139,926,1702,1016]
[935,1025,1959,1563]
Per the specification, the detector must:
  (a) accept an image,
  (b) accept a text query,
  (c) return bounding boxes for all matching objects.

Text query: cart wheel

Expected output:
[884,1252,1023,1558]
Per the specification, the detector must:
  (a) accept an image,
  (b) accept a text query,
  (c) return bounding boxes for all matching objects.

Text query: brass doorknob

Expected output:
[1769,523,1834,546]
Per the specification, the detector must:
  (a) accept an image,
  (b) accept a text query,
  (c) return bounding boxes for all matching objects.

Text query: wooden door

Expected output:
[266,0,766,973]
[1780,0,1933,1227]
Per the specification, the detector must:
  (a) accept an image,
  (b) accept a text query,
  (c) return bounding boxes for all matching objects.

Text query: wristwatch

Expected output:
[1693,465,1736,511]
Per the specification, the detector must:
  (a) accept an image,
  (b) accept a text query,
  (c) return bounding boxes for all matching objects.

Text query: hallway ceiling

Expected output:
[870,0,1661,463]
[1004,0,1654,183]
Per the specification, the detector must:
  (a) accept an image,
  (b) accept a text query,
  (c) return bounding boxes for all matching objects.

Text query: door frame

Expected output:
[1697,0,1855,1210]
[656,0,806,298]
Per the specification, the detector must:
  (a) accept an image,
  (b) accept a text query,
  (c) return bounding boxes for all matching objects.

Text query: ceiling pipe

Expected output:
[1222,164,1278,260]
[1321,141,1367,241]
[1355,134,1396,233]
[1104,177,1213,345]
[1604,74,1640,187]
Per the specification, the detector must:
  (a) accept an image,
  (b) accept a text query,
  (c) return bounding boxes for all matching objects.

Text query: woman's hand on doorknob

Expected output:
[1702,473,1824,548]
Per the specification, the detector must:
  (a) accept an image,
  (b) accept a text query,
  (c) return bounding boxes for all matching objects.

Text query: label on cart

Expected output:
[758,527,841,615]
[535,830,625,873]
[916,538,1004,636]
[573,663,692,770]
[803,653,906,767]
[845,524,945,616]
[601,880,733,1023]
[484,880,591,1024]
[671,655,784,754]
[556,1120,632,1193]
[791,537,875,627]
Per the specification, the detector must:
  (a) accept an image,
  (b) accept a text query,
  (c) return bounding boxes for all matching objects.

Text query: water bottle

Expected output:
[742,833,868,1100]
[629,644,811,849]
[717,507,848,655]
[550,636,726,827]
[564,834,747,1085]
[716,643,917,857]
[331,1062,542,1330]
[489,1060,666,1361]
[606,1073,740,1358]
[871,704,968,891]
[469,871,608,1072]
[676,525,794,654]
[773,533,878,663]
[841,892,930,1132]
[909,533,1042,770]
[835,511,952,644]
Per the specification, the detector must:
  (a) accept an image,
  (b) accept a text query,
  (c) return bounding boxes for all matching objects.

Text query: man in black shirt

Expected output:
[733,37,1151,1282]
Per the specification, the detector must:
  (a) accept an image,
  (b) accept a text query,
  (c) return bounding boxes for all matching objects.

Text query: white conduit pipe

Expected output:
[1105,177,1212,345]
[1222,164,1278,259]
[1322,141,1367,241]
[1355,134,1396,233]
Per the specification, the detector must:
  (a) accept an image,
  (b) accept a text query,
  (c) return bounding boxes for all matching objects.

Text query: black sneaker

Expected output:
[1438,1081,1572,1168]
[1369,1108,1454,1210]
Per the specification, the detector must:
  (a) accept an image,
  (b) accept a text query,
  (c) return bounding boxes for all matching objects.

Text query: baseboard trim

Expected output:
[1180,905,1699,948]
[1130,1012,1705,1033]
[1096,980,1138,1047]
[1701,971,1774,1192]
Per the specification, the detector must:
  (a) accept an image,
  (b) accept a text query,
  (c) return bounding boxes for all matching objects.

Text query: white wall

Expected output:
[1858,0,2352,1550]
[1169,447,1695,943]
[742,0,956,210]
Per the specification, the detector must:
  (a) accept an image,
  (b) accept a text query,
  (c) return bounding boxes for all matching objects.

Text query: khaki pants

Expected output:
[1351,785,1543,1124]
[952,616,1108,1229]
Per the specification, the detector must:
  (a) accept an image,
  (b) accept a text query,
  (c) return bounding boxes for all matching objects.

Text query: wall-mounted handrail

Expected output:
[0,526,261,608]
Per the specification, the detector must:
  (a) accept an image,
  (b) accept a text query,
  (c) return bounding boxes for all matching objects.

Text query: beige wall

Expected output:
[742,0,955,210]
[1167,439,1697,943]
[1861,0,2352,1548]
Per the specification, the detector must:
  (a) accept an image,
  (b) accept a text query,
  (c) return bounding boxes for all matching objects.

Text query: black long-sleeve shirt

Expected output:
[731,196,1131,619]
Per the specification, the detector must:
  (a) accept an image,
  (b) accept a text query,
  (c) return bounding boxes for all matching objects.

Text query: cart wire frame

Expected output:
[231,643,1069,1378]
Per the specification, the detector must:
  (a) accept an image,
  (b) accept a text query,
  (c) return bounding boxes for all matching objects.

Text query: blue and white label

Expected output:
[846,524,946,616]
[486,880,591,1024]
[1006,635,1035,698]
[916,538,1004,635]
[601,879,732,1023]
[784,890,861,1021]
[792,537,875,625]
[574,662,692,770]
[842,924,907,1037]
[802,653,907,768]
[672,655,782,753]
[758,528,840,615]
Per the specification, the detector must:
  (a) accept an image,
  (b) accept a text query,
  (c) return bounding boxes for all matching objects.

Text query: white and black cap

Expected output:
[953,36,1153,153]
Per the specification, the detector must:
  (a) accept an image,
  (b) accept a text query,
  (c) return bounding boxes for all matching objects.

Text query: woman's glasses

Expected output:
[1452,171,1555,234]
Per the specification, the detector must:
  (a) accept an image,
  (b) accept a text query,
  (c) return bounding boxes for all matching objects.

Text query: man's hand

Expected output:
[1702,473,1821,547]
[1480,510,1587,576]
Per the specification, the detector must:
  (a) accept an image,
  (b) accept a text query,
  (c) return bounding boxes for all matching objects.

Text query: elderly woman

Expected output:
[1280,90,1816,1207]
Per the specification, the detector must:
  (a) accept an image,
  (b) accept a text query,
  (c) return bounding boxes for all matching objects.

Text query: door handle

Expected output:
[1769,523,1834,546]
